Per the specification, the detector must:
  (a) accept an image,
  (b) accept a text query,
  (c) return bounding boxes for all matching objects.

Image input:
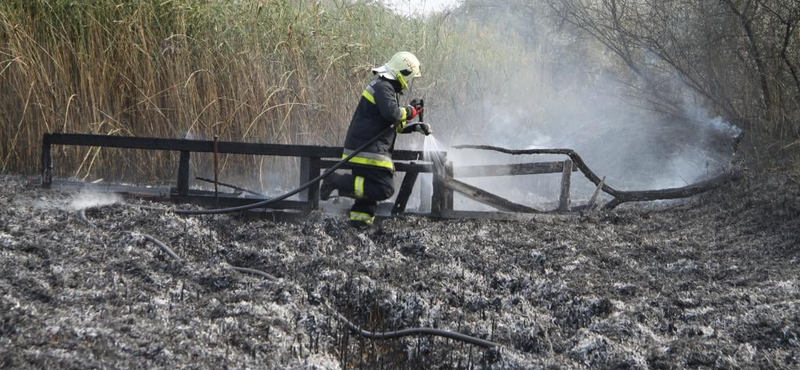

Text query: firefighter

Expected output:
[321,51,432,228]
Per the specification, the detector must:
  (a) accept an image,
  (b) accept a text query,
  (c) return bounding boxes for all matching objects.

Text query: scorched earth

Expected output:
[0,173,798,369]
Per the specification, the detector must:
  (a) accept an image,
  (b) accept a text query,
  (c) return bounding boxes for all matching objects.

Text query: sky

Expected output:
[382,0,462,15]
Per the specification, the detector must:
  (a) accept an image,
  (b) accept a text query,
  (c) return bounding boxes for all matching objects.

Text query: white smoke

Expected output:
[402,3,742,211]
[68,191,123,211]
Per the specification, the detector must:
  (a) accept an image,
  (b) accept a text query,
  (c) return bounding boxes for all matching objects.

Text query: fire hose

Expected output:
[72,109,501,350]
[170,125,397,215]
[77,204,500,350]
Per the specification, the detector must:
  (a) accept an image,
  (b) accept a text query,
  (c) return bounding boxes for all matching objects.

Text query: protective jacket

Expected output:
[342,77,412,172]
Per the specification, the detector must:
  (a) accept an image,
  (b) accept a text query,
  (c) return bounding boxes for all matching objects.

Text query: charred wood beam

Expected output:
[300,157,321,209]
[453,145,615,193]
[42,133,440,161]
[41,136,52,187]
[587,176,606,211]
[453,161,576,178]
[601,170,744,209]
[392,171,419,215]
[195,177,264,196]
[443,161,454,211]
[453,145,744,210]
[558,159,573,212]
[177,151,191,196]
[432,164,447,215]
[441,176,543,214]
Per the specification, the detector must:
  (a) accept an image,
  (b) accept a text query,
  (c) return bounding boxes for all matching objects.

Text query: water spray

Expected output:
[172,99,439,215]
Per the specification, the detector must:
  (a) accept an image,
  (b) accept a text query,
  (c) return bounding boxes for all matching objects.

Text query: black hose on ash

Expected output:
[78,205,499,349]
[327,305,498,348]
[230,265,278,281]
[78,208,93,228]
[140,234,180,260]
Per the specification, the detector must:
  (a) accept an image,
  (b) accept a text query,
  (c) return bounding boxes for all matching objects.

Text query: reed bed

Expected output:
[0,0,547,190]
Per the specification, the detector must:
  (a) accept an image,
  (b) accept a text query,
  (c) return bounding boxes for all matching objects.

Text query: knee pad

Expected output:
[374,183,394,201]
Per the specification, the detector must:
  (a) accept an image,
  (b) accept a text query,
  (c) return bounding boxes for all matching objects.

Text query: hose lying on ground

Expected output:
[78,207,180,260]
[140,233,179,260]
[326,305,498,348]
[78,208,92,227]
[77,205,499,349]
[230,266,278,281]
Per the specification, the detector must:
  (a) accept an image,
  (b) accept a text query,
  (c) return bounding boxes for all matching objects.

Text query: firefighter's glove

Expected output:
[403,123,433,136]
[405,105,423,121]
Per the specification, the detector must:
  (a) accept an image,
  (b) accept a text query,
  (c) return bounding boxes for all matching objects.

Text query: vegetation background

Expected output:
[0,0,797,191]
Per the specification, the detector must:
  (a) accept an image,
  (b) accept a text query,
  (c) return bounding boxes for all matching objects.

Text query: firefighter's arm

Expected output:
[373,82,421,128]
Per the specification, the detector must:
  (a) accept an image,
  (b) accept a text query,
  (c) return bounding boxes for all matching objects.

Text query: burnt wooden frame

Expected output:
[40,133,438,215]
[40,133,583,218]
[442,160,577,215]
[454,145,744,211]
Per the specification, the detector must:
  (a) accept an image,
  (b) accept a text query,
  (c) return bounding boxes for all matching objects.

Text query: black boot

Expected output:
[349,199,376,228]
[320,178,337,200]
[321,173,346,201]
[349,211,374,229]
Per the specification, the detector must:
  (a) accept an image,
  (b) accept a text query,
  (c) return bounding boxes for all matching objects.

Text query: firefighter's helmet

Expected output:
[372,51,421,90]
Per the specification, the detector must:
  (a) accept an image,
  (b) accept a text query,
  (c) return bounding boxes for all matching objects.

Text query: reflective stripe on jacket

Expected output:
[342,77,409,171]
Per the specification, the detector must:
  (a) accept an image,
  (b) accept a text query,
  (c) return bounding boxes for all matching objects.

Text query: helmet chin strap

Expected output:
[397,74,409,90]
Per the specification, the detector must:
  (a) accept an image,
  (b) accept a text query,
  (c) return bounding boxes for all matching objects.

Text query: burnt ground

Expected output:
[0,172,799,369]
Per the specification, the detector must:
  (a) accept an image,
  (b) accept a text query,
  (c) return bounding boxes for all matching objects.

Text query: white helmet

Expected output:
[371,51,421,90]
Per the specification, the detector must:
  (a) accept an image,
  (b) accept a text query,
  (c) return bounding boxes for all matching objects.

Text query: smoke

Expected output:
[19,189,124,213]
[174,1,740,213]
[440,87,739,210]
[709,117,743,138]
[405,2,741,211]
[383,0,461,15]
[68,191,123,211]
[683,100,743,139]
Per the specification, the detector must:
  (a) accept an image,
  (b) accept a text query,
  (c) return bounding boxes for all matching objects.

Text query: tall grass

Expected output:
[0,0,546,188]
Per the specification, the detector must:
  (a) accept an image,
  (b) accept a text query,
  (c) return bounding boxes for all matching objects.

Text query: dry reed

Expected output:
[0,0,546,189]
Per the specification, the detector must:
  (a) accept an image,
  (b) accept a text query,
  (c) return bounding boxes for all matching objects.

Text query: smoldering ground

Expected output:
[1,171,798,369]
[391,3,743,213]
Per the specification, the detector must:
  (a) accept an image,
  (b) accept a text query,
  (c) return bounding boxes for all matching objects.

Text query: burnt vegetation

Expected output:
[1,172,799,369]
[1,0,800,368]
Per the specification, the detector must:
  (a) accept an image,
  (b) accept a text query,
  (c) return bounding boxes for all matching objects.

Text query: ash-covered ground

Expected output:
[1,173,799,369]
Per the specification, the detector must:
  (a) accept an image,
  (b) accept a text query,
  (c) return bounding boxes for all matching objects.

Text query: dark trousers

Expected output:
[328,166,394,220]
